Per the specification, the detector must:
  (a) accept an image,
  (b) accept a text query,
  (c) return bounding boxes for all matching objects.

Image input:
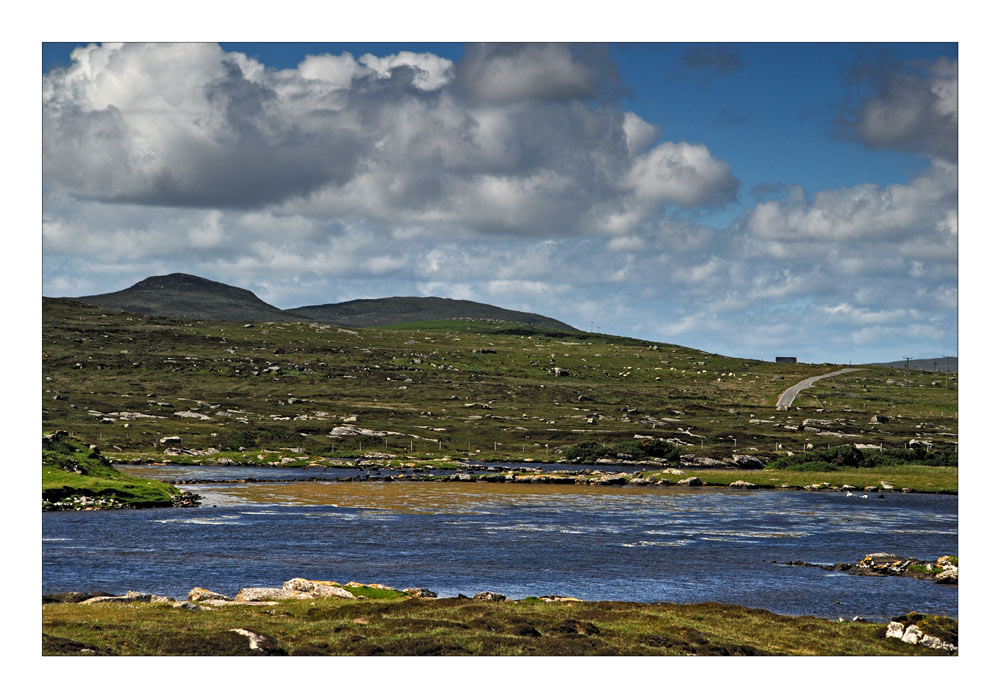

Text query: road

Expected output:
[775,368,865,410]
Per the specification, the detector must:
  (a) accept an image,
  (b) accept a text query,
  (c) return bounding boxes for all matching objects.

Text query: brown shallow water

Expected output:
[206,480,698,512]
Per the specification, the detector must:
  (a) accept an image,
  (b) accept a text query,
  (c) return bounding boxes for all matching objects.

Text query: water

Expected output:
[42,471,957,620]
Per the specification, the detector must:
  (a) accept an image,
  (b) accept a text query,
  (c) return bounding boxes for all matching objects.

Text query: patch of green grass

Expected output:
[42,432,185,508]
[344,585,410,600]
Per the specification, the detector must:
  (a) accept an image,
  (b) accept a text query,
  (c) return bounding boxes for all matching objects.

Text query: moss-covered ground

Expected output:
[40,596,953,656]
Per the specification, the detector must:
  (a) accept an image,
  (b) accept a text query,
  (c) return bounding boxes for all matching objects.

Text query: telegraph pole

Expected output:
[904,357,912,398]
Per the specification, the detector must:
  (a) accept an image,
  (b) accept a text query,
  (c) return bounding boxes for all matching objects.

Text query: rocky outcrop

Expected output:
[885,620,957,654]
[820,553,958,584]
[404,588,438,598]
[474,591,507,601]
[80,591,175,604]
[234,587,311,602]
[229,628,286,655]
[283,578,355,598]
[680,456,729,469]
[729,454,766,469]
[187,587,232,603]
[675,476,703,487]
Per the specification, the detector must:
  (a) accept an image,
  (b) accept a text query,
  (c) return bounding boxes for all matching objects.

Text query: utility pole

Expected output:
[904,357,912,398]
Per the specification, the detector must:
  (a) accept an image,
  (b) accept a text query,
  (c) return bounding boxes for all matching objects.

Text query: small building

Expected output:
[775,356,797,364]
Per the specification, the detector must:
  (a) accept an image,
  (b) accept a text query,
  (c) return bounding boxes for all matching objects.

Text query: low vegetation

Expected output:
[40,596,953,656]
[564,438,683,464]
[768,444,957,471]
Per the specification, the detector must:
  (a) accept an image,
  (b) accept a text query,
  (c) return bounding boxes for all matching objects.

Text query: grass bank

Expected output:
[41,596,952,656]
[651,465,958,494]
[42,432,192,509]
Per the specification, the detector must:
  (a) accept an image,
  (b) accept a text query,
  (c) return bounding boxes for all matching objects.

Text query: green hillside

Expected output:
[42,298,957,466]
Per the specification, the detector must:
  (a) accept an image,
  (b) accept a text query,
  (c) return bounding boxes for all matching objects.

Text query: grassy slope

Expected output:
[42,432,182,507]
[41,596,952,656]
[42,298,957,472]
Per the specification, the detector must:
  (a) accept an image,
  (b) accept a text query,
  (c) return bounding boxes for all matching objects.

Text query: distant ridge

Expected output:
[865,356,958,373]
[288,296,576,331]
[71,273,302,322]
[65,273,576,330]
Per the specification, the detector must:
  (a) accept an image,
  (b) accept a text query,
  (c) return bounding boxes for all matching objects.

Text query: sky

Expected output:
[41,40,958,363]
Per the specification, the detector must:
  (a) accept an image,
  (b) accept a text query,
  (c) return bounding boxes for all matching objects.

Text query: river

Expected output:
[42,466,957,620]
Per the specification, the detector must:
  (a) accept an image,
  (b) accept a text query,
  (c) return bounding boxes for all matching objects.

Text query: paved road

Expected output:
[776,368,865,410]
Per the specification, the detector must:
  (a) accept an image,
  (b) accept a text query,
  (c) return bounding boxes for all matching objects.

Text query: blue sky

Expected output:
[41,41,958,363]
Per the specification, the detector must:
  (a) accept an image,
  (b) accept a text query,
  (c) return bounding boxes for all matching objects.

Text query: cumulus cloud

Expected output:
[43,42,736,238]
[627,141,739,208]
[741,160,956,252]
[837,56,957,161]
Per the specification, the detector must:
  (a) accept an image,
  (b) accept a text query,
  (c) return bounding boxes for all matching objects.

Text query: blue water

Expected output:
[42,473,957,621]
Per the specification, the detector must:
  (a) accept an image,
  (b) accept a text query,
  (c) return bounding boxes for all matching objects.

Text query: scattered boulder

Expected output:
[885,621,957,654]
[345,581,397,591]
[42,590,115,604]
[730,454,766,469]
[187,587,232,603]
[80,591,174,605]
[675,477,703,487]
[728,480,757,489]
[681,455,729,469]
[282,578,355,598]
[474,591,507,601]
[234,587,310,602]
[660,468,686,475]
[229,628,286,655]
[870,415,889,424]
[403,588,438,598]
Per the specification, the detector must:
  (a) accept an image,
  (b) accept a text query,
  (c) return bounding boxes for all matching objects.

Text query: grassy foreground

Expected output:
[41,596,952,656]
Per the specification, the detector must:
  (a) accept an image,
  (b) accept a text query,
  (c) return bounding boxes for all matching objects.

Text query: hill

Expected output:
[68,273,575,330]
[287,296,576,331]
[72,273,302,322]
[866,357,958,373]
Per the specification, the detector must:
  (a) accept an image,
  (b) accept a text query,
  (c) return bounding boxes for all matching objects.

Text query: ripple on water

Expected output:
[153,516,247,526]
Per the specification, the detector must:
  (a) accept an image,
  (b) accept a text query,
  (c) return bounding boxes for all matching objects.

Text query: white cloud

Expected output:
[842,57,957,161]
[359,51,454,91]
[45,42,737,241]
[623,111,659,156]
[626,141,739,207]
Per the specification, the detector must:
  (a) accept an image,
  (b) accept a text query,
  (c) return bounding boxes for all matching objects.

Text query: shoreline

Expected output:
[118,459,957,496]
[41,578,959,656]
